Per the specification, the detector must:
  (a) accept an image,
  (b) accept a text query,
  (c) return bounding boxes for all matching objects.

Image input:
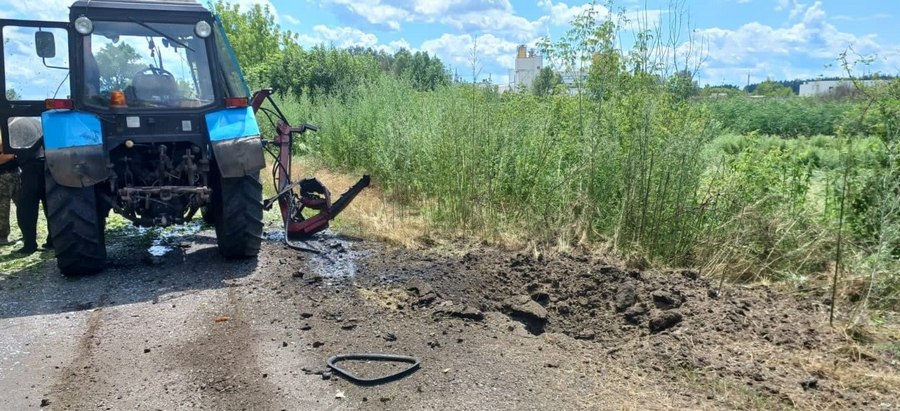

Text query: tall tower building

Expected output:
[513,45,542,90]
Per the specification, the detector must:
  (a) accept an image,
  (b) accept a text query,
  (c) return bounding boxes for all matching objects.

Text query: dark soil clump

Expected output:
[356,246,898,409]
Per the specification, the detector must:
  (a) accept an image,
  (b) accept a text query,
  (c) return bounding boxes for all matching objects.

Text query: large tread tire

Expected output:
[45,174,107,276]
[213,172,263,258]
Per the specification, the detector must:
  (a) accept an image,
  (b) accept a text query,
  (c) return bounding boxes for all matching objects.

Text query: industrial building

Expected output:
[512,45,542,90]
[798,79,888,97]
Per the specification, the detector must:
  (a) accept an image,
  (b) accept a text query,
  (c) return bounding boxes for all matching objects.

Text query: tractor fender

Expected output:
[210,136,265,178]
[45,145,108,188]
[205,107,265,178]
[41,111,108,188]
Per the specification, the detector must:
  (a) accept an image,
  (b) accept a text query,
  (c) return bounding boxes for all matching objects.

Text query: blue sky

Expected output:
[2,0,898,86]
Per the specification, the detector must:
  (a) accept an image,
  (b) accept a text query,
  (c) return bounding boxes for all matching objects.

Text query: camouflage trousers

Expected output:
[0,170,19,241]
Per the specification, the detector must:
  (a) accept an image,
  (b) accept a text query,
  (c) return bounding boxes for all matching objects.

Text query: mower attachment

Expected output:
[253,88,370,240]
[264,175,370,238]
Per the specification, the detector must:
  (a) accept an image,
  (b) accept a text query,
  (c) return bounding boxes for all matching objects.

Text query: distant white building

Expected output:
[560,69,588,95]
[799,79,888,97]
[513,45,542,90]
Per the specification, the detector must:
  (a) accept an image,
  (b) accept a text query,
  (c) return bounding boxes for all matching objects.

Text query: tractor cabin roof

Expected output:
[70,0,208,14]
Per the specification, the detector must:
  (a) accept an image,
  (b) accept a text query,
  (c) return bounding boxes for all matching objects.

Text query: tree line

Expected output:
[735,75,896,95]
[211,1,450,99]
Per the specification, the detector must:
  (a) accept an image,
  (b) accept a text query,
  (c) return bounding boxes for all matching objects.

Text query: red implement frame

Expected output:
[251,89,370,239]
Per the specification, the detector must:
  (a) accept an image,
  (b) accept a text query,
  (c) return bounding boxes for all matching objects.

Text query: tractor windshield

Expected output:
[82,21,215,109]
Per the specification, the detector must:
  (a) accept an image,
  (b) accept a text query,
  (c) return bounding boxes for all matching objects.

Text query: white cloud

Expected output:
[421,33,519,80]
[773,0,809,20]
[831,13,891,22]
[693,1,898,83]
[296,25,380,49]
[292,25,413,54]
[322,0,410,30]
[284,15,300,25]
[537,1,663,32]
[538,0,609,26]
[388,38,414,51]
[439,9,544,42]
[1,0,72,21]
[320,0,544,40]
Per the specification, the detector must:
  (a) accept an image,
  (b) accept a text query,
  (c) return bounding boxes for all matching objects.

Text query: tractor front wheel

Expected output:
[212,172,263,258]
[45,173,107,276]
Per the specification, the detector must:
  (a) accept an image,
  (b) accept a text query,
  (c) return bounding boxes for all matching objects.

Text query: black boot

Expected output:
[17,244,38,255]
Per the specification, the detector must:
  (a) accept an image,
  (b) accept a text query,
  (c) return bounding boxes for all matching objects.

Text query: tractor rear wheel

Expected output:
[45,173,107,276]
[213,172,263,258]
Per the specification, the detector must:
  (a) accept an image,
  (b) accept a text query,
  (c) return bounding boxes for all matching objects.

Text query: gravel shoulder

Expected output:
[1,227,897,410]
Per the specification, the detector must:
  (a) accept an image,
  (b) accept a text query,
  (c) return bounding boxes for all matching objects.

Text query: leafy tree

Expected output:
[699,85,743,98]
[95,43,144,92]
[212,1,448,96]
[392,48,411,78]
[753,80,794,97]
[668,69,699,100]
[532,67,562,97]
[5,88,19,100]
[348,46,394,71]
[403,51,448,91]
[582,20,624,103]
[354,48,450,91]
[211,0,295,88]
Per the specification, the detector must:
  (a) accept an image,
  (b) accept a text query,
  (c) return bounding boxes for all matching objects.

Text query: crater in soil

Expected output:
[330,245,899,410]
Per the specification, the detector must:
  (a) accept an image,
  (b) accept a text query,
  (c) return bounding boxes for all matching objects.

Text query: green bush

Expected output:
[287,11,719,265]
[251,2,899,310]
[706,97,858,137]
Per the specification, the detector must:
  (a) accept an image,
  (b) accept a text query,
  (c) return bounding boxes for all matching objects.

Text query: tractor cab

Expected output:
[0,0,268,275]
[68,0,249,112]
[2,0,251,155]
[0,0,370,276]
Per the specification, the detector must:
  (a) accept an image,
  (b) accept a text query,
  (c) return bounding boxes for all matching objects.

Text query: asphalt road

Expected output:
[0,228,622,410]
[3,225,894,410]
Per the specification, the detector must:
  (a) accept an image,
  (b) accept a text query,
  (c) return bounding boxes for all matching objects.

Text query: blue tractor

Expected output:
[0,0,367,275]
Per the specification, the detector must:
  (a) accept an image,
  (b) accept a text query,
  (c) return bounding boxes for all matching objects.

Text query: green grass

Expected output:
[264,75,899,309]
[704,97,860,137]
[278,76,717,265]
[0,203,53,279]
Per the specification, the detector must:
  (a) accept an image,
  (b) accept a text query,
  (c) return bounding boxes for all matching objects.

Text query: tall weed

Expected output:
[268,4,898,310]
[706,97,858,137]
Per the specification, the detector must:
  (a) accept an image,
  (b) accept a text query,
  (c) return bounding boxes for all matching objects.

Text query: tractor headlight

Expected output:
[74,16,93,35]
[195,21,212,38]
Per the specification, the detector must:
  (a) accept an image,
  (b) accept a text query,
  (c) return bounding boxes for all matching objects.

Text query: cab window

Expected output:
[2,26,71,101]
[83,21,215,109]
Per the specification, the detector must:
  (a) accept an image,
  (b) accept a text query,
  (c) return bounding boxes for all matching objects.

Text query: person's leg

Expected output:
[16,161,41,252]
[0,172,14,244]
[38,160,51,248]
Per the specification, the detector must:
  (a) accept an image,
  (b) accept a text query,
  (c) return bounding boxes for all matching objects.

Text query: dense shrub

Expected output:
[706,97,857,137]
[219,1,899,309]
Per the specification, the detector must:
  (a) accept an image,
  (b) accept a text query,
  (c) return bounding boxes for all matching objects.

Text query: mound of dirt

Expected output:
[356,246,899,409]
